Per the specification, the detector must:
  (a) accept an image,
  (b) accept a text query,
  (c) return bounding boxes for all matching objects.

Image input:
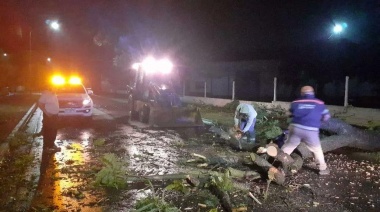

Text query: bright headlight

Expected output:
[141,57,157,74]
[158,59,173,74]
[83,99,91,105]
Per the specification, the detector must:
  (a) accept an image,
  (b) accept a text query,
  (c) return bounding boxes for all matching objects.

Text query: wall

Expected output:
[184,60,280,100]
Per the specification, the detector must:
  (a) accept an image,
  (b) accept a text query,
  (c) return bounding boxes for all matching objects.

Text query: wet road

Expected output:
[26,95,189,211]
[27,95,125,211]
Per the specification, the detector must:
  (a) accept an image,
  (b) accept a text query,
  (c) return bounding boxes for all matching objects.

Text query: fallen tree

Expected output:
[205,117,379,179]
[297,118,380,158]
[211,118,380,156]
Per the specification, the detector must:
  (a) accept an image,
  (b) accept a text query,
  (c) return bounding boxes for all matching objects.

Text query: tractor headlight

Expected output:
[140,57,173,74]
[158,59,173,74]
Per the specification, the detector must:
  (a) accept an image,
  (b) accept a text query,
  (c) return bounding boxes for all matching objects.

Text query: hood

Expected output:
[57,93,89,100]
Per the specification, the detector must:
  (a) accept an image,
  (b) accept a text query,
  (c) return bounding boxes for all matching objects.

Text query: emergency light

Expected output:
[51,75,82,85]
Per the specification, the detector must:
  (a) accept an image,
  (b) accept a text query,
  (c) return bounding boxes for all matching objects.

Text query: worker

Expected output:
[234,103,257,143]
[37,84,60,153]
[281,86,331,175]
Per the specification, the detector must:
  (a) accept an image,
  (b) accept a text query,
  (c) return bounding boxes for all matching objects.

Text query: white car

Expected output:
[56,83,93,117]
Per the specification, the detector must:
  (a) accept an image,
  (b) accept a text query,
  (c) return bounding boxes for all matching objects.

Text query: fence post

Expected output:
[344,76,349,107]
[204,81,207,98]
[273,77,277,102]
[232,80,235,100]
[182,81,186,96]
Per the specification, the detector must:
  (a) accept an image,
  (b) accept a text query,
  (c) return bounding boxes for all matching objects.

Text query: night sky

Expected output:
[1,0,380,84]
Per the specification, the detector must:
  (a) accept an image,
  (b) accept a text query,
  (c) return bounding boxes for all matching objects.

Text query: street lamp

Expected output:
[328,22,348,39]
[47,57,51,62]
[333,24,343,34]
[28,20,60,89]
[3,53,7,57]
[49,21,60,31]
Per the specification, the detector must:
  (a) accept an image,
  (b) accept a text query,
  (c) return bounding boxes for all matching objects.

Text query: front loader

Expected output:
[127,57,203,128]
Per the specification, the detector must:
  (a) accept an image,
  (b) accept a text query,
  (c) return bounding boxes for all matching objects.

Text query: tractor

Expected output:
[127,57,203,128]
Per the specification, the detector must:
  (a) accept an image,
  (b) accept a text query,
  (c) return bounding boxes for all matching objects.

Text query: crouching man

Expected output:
[234,103,257,143]
[281,86,331,175]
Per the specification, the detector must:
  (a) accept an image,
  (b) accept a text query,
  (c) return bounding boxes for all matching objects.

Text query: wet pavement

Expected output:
[19,95,198,211]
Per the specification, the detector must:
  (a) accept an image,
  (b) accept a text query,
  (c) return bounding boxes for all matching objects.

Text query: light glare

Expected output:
[333,24,343,34]
[158,59,173,74]
[83,99,91,105]
[52,75,65,85]
[132,63,140,70]
[69,77,82,84]
[50,21,60,31]
[141,57,157,74]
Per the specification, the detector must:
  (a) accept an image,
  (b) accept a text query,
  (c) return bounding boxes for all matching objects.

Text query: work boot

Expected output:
[319,167,330,175]
[305,161,319,169]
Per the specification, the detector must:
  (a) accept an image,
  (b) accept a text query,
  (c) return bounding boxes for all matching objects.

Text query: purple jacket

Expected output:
[290,94,330,131]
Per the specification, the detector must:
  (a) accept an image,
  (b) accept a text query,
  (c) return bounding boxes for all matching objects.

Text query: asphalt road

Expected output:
[17,95,131,211]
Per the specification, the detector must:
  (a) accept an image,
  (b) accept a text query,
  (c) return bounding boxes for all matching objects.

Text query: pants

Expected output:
[42,113,58,149]
[240,118,256,142]
[281,125,327,170]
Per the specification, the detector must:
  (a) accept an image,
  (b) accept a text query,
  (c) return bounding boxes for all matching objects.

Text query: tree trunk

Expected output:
[297,118,380,158]
[249,153,285,185]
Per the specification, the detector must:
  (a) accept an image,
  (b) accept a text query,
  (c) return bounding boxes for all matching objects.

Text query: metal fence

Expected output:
[183,76,380,108]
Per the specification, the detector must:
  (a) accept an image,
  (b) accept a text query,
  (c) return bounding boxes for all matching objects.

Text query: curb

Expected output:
[0,103,38,158]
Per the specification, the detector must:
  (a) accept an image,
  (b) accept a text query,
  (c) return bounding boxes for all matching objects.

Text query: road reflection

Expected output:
[30,136,102,211]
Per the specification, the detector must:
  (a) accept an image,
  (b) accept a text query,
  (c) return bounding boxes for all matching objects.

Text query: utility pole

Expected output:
[29,30,32,91]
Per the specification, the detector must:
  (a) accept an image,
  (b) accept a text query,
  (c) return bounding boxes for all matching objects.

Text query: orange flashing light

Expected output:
[52,75,65,85]
[68,76,81,84]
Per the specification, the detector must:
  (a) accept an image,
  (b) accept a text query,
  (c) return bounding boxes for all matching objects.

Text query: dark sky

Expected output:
[1,0,379,73]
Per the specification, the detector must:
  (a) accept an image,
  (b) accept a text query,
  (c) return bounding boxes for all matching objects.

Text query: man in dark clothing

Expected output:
[281,86,331,175]
[37,86,60,153]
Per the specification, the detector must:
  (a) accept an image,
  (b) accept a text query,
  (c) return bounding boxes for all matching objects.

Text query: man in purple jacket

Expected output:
[281,86,331,175]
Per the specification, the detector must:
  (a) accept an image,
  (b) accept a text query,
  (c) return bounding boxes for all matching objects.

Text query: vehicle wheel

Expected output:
[139,106,150,123]
[127,96,138,121]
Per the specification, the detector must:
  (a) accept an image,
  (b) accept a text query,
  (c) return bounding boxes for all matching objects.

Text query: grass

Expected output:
[0,94,38,142]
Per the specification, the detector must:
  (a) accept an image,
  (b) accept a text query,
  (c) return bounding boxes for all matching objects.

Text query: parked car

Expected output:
[55,80,93,118]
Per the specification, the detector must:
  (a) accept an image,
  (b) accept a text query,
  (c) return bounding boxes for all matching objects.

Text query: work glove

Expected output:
[235,131,243,140]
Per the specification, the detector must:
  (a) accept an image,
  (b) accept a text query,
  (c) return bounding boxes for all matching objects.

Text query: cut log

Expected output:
[266,143,294,166]
[249,153,285,185]
[266,143,279,156]
[265,143,304,174]
[289,153,303,174]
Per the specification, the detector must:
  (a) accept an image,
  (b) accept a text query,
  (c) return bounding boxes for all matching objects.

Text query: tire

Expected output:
[127,95,138,121]
[139,106,150,124]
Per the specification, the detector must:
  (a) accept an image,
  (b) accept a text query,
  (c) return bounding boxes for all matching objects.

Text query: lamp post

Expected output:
[328,22,347,39]
[28,20,60,90]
